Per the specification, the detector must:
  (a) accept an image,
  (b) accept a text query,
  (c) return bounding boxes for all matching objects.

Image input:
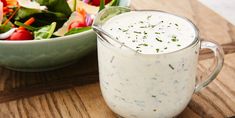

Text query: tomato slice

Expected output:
[91,0,112,6]
[68,21,87,31]
[8,29,33,40]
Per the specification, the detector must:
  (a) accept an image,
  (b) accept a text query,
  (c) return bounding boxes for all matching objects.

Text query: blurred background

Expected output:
[199,0,235,25]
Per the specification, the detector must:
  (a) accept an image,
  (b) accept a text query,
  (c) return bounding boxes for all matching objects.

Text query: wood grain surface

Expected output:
[0,0,235,118]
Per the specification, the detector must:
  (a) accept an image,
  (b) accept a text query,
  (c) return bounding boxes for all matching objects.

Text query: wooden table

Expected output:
[0,0,235,117]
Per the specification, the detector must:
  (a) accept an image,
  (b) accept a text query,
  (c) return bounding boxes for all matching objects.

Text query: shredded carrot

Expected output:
[77,8,86,19]
[3,5,20,25]
[18,17,35,30]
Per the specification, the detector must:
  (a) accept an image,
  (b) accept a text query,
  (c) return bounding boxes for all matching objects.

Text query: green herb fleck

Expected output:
[169,64,174,70]
[171,35,177,42]
[134,31,141,34]
[140,26,147,28]
[139,21,144,23]
[144,31,147,35]
[164,47,168,50]
[136,46,140,48]
[151,25,156,28]
[155,32,160,34]
[152,95,156,98]
[175,23,178,26]
[155,38,163,42]
[118,28,122,30]
[122,29,128,32]
[143,36,147,39]
[147,15,152,19]
[156,49,160,53]
[137,49,142,52]
[177,44,181,47]
[139,43,148,46]
[153,109,157,112]
[172,39,177,42]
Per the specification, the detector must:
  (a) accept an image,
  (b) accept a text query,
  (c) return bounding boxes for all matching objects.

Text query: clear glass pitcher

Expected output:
[93,7,224,118]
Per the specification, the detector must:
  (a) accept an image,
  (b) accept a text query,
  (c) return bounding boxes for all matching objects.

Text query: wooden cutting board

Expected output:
[0,0,234,117]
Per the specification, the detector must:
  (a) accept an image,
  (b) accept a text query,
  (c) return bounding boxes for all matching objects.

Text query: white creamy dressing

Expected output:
[102,11,196,54]
[98,11,199,118]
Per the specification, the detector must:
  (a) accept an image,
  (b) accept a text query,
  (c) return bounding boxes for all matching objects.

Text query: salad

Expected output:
[0,0,118,40]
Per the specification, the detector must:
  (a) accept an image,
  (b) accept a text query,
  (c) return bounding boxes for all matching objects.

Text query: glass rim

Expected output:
[95,7,200,55]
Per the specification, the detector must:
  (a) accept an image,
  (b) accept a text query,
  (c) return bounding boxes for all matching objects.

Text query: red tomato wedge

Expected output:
[8,29,33,40]
[68,21,87,30]
[91,0,112,6]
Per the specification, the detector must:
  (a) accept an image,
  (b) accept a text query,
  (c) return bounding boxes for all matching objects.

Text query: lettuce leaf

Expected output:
[34,22,56,40]
[0,17,13,33]
[65,27,91,36]
[14,7,67,29]
[99,0,105,11]
[35,0,72,17]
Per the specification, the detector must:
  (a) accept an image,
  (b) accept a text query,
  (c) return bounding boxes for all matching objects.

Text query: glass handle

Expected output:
[194,40,224,92]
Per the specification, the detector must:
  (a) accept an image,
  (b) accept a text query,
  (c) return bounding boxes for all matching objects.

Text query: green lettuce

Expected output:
[35,0,72,16]
[34,22,56,39]
[65,27,91,36]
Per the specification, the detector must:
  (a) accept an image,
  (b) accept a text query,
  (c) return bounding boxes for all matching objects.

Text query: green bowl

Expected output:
[0,0,131,72]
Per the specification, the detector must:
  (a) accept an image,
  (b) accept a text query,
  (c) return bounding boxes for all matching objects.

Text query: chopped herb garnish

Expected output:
[143,36,147,39]
[115,37,119,40]
[153,109,157,112]
[152,95,156,98]
[147,15,152,19]
[136,46,140,48]
[140,26,147,28]
[110,28,113,30]
[151,25,156,28]
[134,31,141,34]
[139,43,148,46]
[171,35,177,42]
[122,29,128,32]
[171,38,177,42]
[144,31,147,35]
[156,49,159,53]
[155,38,163,42]
[139,21,144,23]
[169,64,174,70]
[164,47,168,49]
[177,44,181,47]
[175,23,178,26]
[161,21,164,23]
[155,32,160,34]
[118,28,122,30]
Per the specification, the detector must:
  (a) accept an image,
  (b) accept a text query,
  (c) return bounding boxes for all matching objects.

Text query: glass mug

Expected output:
[93,7,224,118]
